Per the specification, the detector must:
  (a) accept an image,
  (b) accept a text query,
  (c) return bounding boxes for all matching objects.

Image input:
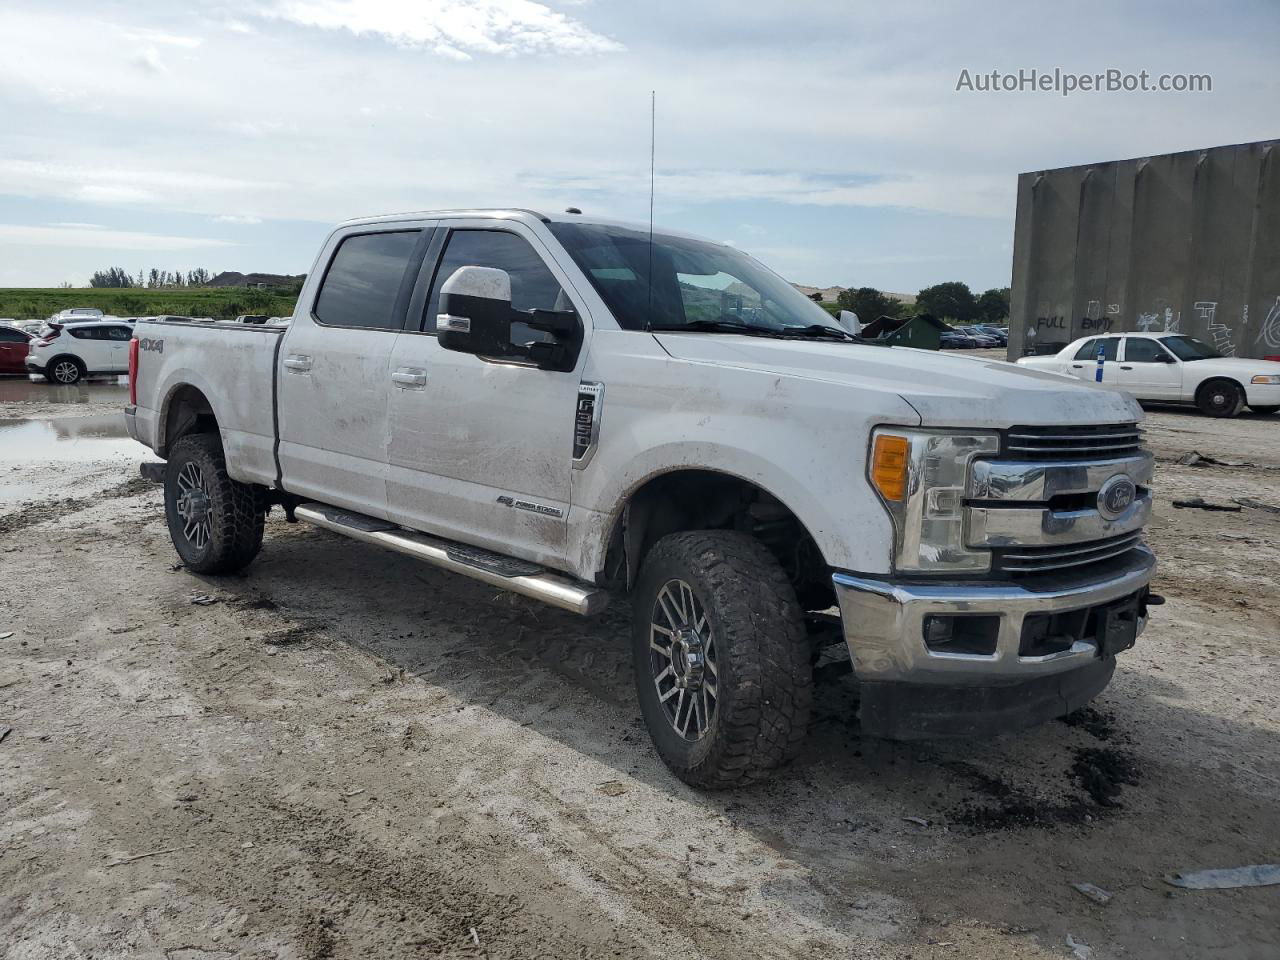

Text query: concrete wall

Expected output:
[1009,139,1280,360]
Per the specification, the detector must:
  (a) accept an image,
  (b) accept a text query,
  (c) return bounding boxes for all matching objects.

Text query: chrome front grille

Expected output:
[992,532,1144,575]
[968,423,1151,578]
[1005,423,1143,460]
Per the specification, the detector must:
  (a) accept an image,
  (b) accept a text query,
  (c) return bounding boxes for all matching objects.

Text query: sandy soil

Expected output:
[1,379,1278,960]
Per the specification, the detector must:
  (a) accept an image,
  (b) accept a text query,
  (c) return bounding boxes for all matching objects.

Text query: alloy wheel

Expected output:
[53,361,79,383]
[649,578,718,741]
[175,462,213,550]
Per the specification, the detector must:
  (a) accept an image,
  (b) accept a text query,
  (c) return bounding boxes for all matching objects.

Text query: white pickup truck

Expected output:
[127,208,1159,787]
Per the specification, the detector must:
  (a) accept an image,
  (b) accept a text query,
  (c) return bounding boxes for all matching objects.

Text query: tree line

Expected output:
[89,267,214,288]
[834,282,1010,325]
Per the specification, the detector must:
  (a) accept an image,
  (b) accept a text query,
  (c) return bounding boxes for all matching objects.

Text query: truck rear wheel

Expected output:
[631,531,811,788]
[164,432,265,574]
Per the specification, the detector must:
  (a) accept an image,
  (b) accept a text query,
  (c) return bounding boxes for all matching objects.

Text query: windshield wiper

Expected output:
[648,319,771,335]
[783,324,862,342]
[648,319,866,343]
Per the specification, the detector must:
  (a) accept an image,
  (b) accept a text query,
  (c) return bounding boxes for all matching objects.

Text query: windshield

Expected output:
[547,222,845,335]
[1160,335,1221,361]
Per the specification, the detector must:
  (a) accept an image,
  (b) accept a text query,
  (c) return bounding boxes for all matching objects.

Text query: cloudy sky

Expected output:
[1,0,1275,292]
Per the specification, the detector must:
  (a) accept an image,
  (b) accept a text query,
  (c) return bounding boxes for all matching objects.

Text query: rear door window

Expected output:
[1072,339,1097,360]
[314,230,422,330]
[1074,337,1118,361]
[106,326,132,341]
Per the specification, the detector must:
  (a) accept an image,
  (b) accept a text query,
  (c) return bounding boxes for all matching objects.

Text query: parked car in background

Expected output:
[52,307,105,322]
[940,330,978,349]
[0,324,33,374]
[25,319,135,383]
[975,324,1009,346]
[955,325,1000,347]
[1015,332,1280,417]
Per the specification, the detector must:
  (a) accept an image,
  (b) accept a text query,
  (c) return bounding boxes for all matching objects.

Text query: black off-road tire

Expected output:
[164,432,265,574]
[631,531,812,788]
[1196,379,1245,418]
[1248,405,1280,416]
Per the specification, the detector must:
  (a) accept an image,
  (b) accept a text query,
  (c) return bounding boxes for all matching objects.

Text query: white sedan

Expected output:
[1016,332,1280,418]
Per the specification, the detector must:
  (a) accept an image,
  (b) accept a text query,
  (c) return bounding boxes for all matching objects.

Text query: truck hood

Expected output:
[653,333,1142,428]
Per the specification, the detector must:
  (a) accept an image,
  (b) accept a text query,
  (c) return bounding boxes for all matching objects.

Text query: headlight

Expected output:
[869,428,1000,573]
[1251,375,1280,385]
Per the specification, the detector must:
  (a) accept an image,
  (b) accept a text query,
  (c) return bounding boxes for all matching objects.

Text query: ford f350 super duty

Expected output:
[126,208,1159,787]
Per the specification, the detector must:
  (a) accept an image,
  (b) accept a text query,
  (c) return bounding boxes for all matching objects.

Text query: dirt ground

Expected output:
[1,375,1278,960]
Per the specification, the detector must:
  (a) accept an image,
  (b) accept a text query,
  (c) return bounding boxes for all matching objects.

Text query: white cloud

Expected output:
[214,214,263,224]
[77,184,159,204]
[127,29,203,48]
[0,223,235,251]
[132,46,168,74]
[0,159,282,209]
[264,0,622,58]
[524,169,1014,219]
[48,222,106,230]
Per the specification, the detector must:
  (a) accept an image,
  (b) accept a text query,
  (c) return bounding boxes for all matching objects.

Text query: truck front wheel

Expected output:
[164,432,265,574]
[631,531,812,788]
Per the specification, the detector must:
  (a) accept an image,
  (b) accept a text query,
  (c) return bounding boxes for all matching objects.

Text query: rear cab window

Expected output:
[314,230,423,330]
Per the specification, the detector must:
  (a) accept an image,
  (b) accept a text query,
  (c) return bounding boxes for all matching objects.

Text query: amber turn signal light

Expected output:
[871,433,910,501]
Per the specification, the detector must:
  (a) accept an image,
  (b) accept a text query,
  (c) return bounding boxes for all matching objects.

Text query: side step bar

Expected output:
[294,504,609,616]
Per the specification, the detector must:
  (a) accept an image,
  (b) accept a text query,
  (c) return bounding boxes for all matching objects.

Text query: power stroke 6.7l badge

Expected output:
[1097,474,1137,520]
[572,382,604,468]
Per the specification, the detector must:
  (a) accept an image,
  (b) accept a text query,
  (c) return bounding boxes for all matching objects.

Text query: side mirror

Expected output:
[436,265,581,372]
[437,266,514,358]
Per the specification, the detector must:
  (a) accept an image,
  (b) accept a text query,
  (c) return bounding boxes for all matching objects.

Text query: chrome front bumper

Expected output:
[832,546,1155,685]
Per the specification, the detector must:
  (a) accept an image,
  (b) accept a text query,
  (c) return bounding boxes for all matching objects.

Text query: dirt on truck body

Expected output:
[1,381,1278,959]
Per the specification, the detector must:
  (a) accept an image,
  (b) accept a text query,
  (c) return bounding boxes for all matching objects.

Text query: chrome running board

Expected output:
[294,503,608,616]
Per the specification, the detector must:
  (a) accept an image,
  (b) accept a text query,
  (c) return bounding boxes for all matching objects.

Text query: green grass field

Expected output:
[0,287,299,323]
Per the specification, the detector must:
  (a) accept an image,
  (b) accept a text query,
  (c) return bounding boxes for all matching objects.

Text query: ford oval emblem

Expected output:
[1097,474,1137,520]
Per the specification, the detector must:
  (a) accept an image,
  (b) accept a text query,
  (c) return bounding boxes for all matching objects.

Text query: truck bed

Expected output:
[129,317,288,488]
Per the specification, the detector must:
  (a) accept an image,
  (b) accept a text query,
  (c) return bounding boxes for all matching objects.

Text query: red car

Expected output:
[0,325,33,374]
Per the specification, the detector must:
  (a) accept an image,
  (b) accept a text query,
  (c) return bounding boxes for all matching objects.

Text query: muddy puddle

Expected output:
[0,413,138,464]
[0,376,128,406]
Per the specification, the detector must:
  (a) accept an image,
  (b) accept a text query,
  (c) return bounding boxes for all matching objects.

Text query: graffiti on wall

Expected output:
[1263,297,1280,350]
[1195,301,1237,356]
[1080,300,1113,332]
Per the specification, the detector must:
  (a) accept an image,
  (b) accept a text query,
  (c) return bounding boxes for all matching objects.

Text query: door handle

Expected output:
[1071,363,1083,368]
[283,354,312,372]
[391,367,427,388]
[1120,365,1133,370]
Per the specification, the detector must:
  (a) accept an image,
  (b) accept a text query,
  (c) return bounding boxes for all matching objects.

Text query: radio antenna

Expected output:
[646,89,655,331]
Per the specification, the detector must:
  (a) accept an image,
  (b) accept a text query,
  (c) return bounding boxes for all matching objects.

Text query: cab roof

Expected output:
[337,208,716,244]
